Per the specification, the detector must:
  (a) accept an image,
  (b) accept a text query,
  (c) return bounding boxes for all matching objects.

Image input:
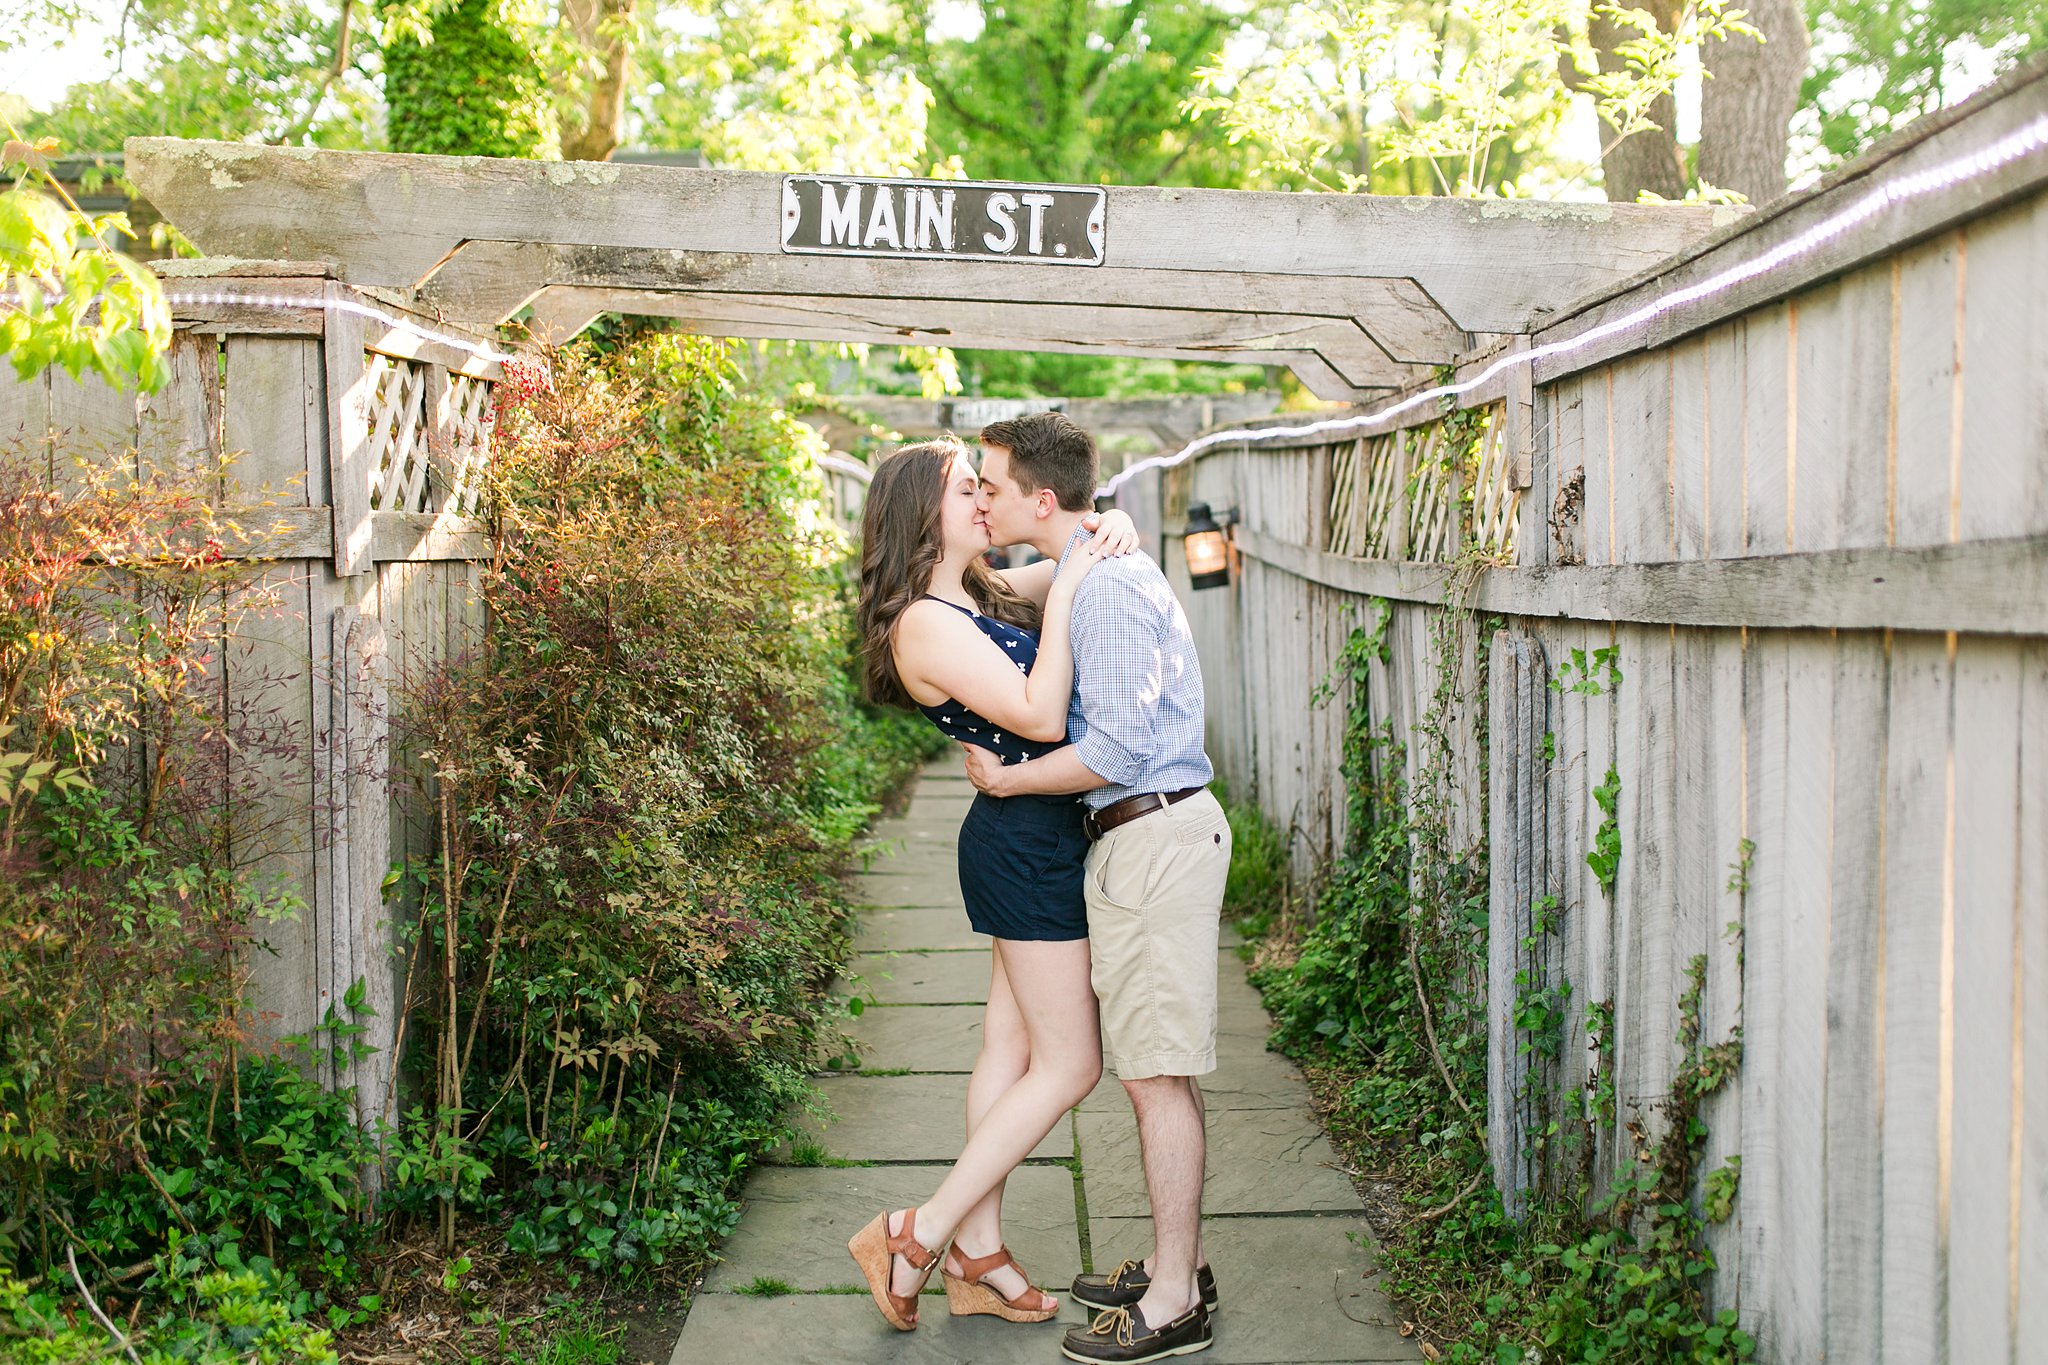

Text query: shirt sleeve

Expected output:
[1067,572,1164,787]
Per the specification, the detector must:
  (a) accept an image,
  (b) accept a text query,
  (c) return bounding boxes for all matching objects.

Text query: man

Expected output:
[964,412,1231,1364]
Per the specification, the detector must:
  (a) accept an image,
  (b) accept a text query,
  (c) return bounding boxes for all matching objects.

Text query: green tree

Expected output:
[1798,0,2048,172]
[1190,0,1764,200]
[12,0,380,149]
[902,0,1266,186]
[382,0,561,156]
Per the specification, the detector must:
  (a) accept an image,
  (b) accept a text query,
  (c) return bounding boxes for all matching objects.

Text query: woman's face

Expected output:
[937,451,993,558]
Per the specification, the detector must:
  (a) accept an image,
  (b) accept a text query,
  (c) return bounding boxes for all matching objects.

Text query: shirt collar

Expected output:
[1053,522,1096,579]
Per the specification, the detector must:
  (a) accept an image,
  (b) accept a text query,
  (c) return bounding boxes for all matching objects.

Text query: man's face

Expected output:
[977,444,1049,545]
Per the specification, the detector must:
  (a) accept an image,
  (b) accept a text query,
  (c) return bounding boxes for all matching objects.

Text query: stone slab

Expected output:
[674,1293,1073,1365]
[1085,1215,1421,1362]
[853,906,987,952]
[840,950,992,1005]
[846,872,964,909]
[1081,1042,1306,1113]
[1075,1107,1359,1217]
[701,1164,1079,1293]
[778,1074,1071,1163]
[904,793,976,822]
[845,1003,985,1072]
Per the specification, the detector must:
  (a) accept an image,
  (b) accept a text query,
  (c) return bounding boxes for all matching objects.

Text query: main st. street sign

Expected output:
[781,175,1106,267]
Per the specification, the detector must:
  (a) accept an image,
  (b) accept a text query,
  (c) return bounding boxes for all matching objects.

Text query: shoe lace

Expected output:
[1105,1258,1143,1289]
[1088,1306,1137,1347]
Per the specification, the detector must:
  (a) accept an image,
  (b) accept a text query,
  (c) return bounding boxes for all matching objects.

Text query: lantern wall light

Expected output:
[1180,502,1239,590]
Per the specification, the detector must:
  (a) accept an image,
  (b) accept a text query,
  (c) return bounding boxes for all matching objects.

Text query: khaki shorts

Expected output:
[1083,789,1232,1080]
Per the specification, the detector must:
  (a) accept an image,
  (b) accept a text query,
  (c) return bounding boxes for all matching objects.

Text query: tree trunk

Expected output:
[1579,0,1689,203]
[1698,0,1810,204]
[559,0,636,163]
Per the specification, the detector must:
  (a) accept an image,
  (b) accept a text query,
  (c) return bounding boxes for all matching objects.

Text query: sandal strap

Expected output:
[949,1244,1019,1280]
[887,1209,940,1271]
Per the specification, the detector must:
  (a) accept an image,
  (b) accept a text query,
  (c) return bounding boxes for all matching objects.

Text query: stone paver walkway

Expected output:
[674,763,1421,1364]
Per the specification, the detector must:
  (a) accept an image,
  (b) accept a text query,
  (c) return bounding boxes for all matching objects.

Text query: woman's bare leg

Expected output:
[885,942,1033,1300]
[907,936,1101,1305]
[952,944,1026,1271]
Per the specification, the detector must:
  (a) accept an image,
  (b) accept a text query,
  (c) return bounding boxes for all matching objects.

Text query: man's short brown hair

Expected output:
[979,412,1098,511]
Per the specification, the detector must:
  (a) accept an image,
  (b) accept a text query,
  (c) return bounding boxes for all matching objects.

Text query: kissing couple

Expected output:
[850,412,1231,1363]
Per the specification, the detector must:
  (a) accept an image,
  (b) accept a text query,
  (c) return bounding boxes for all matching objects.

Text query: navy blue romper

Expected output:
[915,597,1089,941]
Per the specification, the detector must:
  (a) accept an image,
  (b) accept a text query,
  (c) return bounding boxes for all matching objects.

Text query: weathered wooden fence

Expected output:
[0,261,501,1136]
[1151,64,2047,1365]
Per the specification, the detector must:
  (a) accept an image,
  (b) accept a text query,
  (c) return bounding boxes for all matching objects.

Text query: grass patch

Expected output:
[735,1277,798,1298]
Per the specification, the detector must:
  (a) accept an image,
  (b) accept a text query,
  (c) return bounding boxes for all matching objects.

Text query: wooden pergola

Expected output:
[126,139,1734,401]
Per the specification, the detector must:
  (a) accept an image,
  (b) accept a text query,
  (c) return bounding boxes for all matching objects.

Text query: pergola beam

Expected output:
[524,287,1419,396]
[417,240,1472,366]
[126,140,1735,343]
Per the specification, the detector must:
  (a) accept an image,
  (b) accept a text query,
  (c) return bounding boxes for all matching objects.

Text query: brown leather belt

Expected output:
[1083,786,1207,842]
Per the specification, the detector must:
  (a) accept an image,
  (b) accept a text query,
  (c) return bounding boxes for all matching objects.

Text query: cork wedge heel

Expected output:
[941,1245,1059,1323]
[848,1208,942,1331]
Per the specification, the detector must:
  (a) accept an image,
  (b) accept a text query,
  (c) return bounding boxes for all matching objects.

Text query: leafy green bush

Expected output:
[384,333,933,1271]
[1,1255,337,1364]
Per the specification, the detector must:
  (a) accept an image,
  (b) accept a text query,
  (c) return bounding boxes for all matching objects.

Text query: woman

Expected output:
[847,436,1132,1331]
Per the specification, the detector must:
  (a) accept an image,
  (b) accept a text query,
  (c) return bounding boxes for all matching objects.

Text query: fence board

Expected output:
[2018,642,2048,1364]
[1584,369,1614,568]
[1794,269,1892,551]
[1822,632,1887,1361]
[1745,305,1793,555]
[1704,321,1748,558]
[1699,626,1749,1304]
[1878,632,1950,1365]
[231,573,320,1040]
[1946,638,2022,1365]
[1613,624,1674,1149]
[1892,234,1961,549]
[1957,198,2048,542]
[1670,342,1707,560]
[1773,630,1834,1360]
[1738,628,1790,1353]
[225,337,319,504]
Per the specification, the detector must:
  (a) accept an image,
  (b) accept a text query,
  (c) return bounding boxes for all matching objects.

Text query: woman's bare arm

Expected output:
[894,551,1104,742]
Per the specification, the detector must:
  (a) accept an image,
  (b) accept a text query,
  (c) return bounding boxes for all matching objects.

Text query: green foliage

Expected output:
[0,140,169,392]
[1798,0,2048,172]
[13,1,381,149]
[1232,599,1748,1364]
[1551,645,1622,697]
[0,1255,339,1363]
[1588,764,1622,896]
[379,331,932,1272]
[1219,787,1290,936]
[380,0,560,157]
[904,0,1260,187]
[952,350,1272,402]
[1187,0,1756,199]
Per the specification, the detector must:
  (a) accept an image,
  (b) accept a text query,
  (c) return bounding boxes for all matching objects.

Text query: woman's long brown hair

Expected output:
[856,436,1041,709]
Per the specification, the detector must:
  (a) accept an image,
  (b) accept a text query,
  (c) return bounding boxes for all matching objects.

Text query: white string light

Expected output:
[1095,110,2048,499]
[155,289,525,366]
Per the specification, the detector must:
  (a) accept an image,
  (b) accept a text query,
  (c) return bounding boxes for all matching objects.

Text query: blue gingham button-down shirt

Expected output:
[1054,525,1215,811]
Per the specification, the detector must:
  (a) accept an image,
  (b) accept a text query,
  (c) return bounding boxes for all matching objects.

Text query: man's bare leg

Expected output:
[1125,1073,1206,1327]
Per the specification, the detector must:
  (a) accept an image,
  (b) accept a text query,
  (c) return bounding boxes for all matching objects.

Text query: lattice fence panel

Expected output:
[365,355,431,513]
[1359,433,1406,558]
[1469,410,1520,557]
[439,374,493,517]
[1327,437,1366,556]
[1319,405,1518,564]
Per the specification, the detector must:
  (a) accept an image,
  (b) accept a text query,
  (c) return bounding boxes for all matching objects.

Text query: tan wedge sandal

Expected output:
[941,1244,1059,1323]
[848,1208,943,1331]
